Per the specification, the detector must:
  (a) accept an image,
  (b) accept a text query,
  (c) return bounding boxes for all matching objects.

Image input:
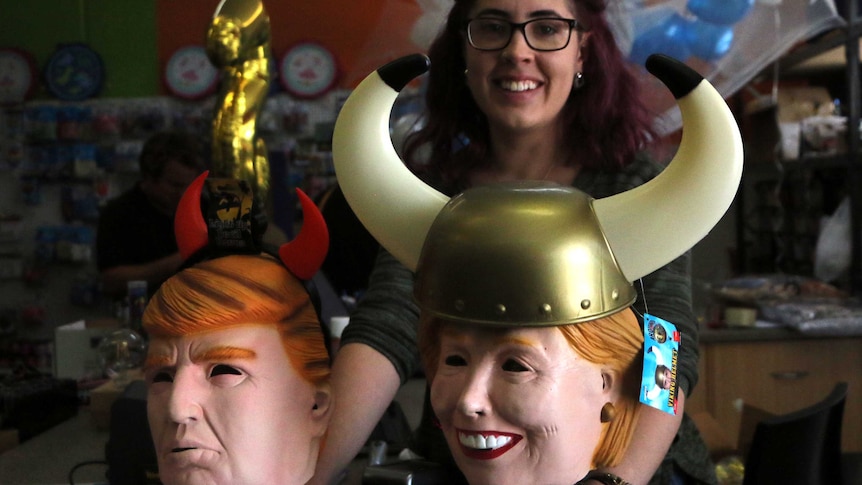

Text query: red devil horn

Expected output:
[279,189,329,280]
[175,171,210,261]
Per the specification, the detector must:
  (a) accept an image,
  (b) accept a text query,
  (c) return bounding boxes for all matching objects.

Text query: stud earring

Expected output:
[464,68,469,76]
[600,402,616,423]
[574,71,585,89]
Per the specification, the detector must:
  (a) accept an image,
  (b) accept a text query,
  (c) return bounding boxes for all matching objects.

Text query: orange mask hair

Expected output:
[143,254,330,387]
[557,308,642,469]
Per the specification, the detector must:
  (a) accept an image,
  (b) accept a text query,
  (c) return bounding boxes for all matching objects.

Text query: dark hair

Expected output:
[403,0,657,188]
[139,131,206,179]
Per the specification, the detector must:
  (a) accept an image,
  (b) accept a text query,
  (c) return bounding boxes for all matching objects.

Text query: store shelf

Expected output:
[737,2,862,292]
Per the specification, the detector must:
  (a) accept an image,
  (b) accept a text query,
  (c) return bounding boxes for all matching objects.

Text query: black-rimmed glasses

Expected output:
[466,17,582,52]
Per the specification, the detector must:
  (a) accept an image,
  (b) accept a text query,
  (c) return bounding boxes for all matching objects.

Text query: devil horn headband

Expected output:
[175,171,328,280]
[332,53,742,281]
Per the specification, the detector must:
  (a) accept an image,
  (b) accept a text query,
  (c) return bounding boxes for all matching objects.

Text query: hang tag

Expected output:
[203,177,263,254]
[640,314,680,415]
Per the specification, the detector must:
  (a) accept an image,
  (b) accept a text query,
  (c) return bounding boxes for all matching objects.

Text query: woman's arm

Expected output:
[306,342,401,485]
[585,391,687,485]
[308,248,421,484]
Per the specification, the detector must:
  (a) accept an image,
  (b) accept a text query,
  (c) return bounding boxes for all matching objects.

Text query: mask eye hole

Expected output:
[151,371,174,383]
[210,364,242,377]
[502,359,529,372]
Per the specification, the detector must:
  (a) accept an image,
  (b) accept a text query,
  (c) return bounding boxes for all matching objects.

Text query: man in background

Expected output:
[96,131,207,299]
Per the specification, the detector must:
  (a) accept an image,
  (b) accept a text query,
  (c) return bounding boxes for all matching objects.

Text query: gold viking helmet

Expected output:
[332,54,743,326]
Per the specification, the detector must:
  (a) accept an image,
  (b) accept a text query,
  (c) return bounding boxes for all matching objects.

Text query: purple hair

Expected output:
[403,0,657,188]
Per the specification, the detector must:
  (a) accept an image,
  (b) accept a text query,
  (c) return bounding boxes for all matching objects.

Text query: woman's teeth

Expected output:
[500,80,538,92]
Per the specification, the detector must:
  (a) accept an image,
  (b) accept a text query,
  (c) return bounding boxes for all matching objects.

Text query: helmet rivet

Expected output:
[611,289,619,300]
[454,299,465,312]
[495,304,507,315]
[580,299,591,310]
[539,303,552,315]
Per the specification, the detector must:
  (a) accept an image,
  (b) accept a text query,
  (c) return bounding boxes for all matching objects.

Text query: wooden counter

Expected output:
[687,327,862,452]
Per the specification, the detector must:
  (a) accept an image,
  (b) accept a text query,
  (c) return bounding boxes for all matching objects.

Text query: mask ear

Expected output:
[601,369,620,401]
[310,384,332,437]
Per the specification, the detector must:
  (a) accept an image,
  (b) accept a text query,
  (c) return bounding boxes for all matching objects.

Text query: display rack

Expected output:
[735,0,862,294]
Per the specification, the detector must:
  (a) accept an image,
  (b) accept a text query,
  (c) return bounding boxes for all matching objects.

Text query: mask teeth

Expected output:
[459,432,512,449]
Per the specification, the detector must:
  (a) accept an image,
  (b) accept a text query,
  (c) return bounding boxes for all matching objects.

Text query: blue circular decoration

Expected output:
[687,0,754,26]
[45,44,104,101]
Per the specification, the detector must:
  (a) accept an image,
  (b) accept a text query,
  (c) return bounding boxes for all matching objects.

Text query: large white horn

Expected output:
[332,54,448,272]
[593,54,743,281]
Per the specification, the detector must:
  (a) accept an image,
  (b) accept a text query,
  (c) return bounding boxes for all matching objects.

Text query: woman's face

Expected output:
[463,0,585,136]
[430,323,610,485]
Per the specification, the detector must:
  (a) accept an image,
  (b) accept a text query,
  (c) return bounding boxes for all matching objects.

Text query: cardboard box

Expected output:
[690,411,737,460]
[53,318,120,380]
[690,405,778,462]
[743,85,836,162]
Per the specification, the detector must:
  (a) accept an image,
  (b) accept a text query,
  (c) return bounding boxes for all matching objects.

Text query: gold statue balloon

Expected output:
[206,0,272,205]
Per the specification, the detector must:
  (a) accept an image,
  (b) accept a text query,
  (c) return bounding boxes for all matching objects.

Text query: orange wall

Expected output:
[157,0,423,91]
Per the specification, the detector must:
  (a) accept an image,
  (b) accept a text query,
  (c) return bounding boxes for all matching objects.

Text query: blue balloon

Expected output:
[685,20,734,61]
[688,0,754,26]
[629,13,692,66]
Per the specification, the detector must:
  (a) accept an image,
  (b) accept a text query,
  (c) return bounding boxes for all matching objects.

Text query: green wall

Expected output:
[0,0,159,97]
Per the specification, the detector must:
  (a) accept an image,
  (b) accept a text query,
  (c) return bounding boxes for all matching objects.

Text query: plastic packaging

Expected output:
[607,0,844,134]
[814,196,851,283]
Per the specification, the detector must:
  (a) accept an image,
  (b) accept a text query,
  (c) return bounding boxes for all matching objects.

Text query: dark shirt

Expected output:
[96,184,177,294]
[318,184,380,297]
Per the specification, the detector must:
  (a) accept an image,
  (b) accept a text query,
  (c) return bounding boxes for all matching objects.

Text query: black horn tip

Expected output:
[378,54,430,92]
[645,54,703,99]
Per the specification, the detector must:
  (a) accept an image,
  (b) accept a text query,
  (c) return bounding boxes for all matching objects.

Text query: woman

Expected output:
[143,174,332,485]
[403,0,655,189]
[312,0,740,483]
